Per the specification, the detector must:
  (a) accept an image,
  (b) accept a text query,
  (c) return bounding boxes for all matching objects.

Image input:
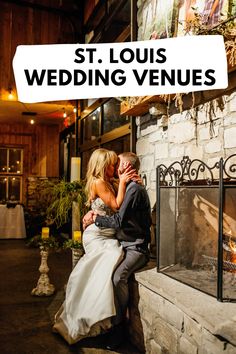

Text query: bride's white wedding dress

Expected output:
[53,198,123,344]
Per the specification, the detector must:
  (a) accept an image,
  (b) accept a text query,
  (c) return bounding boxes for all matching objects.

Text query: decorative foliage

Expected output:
[26,234,60,251]
[63,239,84,250]
[40,179,88,228]
[198,17,236,68]
[120,16,236,115]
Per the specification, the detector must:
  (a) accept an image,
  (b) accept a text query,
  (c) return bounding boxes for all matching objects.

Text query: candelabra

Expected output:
[31,246,55,296]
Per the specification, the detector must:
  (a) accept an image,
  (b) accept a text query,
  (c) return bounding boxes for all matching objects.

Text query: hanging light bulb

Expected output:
[8,89,14,100]
[30,119,35,125]
[73,107,77,113]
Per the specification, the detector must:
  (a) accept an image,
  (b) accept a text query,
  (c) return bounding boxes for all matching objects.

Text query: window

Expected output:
[81,148,97,179]
[102,135,130,154]
[80,98,133,179]
[0,147,23,203]
[83,108,101,143]
[103,98,129,134]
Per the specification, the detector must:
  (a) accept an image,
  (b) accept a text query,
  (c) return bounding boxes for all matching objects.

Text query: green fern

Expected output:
[40,179,88,228]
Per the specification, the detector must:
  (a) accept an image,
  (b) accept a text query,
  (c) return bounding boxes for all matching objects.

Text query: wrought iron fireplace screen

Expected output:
[156,154,236,302]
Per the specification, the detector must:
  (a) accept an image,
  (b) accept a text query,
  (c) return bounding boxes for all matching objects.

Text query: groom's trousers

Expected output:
[112,246,149,325]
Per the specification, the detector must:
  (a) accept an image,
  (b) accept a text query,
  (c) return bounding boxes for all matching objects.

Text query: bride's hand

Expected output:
[119,164,140,184]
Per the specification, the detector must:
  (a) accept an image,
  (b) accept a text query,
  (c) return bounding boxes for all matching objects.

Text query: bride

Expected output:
[53,148,137,344]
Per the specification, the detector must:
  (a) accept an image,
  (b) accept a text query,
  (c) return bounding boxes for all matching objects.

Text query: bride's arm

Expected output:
[94,167,136,210]
[94,178,126,211]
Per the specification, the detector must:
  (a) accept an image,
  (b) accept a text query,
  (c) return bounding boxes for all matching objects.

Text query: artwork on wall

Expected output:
[177,0,235,36]
[141,0,179,40]
[140,0,235,41]
[152,0,179,38]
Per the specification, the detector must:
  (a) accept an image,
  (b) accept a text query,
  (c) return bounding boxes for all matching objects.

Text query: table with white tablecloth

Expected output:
[0,204,26,239]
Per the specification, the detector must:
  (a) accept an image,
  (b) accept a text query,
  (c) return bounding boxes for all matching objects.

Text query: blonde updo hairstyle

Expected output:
[85,148,118,206]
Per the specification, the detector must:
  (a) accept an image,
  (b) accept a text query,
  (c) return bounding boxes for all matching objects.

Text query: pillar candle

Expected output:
[42,227,50,239]
[74,230,82,243]
[71,157,81,182]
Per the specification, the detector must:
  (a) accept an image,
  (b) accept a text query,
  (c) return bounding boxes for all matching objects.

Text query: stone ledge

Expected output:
[133,265,236,347]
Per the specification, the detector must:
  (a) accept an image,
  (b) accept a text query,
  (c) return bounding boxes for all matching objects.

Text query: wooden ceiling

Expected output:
[0,0,83,125]
[0,0,131,125]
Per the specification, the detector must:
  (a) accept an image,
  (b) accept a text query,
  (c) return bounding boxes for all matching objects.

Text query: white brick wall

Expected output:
[204,139,222,154]
[224,127,236,148]
[168,121,196,144]
[136,92,236,205]
[169,145,185,158]
[154,143,168,159]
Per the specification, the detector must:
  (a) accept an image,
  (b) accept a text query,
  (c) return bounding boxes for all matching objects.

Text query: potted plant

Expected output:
[41,179,88,230]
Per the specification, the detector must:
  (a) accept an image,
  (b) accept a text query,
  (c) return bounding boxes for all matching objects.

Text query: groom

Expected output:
[83,152,151,349]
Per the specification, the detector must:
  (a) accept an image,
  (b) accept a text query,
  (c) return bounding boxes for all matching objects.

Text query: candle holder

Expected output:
[31,243,56,296]
[63,239,84,268]
[72,247,84,268]
[31,237,59,296]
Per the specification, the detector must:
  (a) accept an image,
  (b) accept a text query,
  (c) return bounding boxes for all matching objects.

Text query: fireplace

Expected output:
[156,155,236,302]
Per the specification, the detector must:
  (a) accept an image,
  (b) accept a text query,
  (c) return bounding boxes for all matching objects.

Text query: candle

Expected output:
[42,227,50,239]
[71,157,81,182]
[74,231,82,243]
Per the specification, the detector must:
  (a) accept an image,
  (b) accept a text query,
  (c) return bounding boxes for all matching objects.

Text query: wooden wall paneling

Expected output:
[22,143,30,203]
[0,122,59,177]
[36,124,45,176]
[40,6,49,44]
[0,4,12,96]
[49,13,61,44]
[31,129,38,176]
[0,7,4,97]
[48,0,62,43]
[46,125,60,177]
[33,7,42,44]
[84,0,96,25]
[11,3,28,51]
[27,6,34,45]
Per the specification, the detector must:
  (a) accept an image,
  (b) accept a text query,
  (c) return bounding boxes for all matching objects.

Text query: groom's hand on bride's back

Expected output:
[83,210,96,230]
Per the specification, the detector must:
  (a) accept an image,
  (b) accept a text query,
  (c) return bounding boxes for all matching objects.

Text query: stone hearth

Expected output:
[129,264,236,354]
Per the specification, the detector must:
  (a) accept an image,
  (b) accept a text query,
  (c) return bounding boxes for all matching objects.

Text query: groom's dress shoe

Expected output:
[105,324,124,350]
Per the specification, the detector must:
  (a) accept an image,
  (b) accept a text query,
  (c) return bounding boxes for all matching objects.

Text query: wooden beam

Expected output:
[0,0,79,16]
[171,70,236,114]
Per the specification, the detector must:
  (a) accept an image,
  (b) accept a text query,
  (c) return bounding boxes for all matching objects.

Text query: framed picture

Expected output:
[140,0,179,40]
[177,0,234,36]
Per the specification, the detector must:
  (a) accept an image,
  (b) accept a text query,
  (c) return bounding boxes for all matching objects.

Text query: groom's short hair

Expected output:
[119,152,140,171]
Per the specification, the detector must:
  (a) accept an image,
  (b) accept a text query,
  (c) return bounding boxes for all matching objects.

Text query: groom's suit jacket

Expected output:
[95,181,151,252]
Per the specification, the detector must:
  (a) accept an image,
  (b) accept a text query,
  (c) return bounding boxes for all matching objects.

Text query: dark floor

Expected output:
[0,240,141,354]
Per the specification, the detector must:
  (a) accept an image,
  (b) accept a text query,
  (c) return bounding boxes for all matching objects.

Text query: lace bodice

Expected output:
[91,198,114,217]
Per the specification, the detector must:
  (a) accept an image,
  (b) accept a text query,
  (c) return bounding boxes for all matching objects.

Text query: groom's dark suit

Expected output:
[95,180,151,325]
